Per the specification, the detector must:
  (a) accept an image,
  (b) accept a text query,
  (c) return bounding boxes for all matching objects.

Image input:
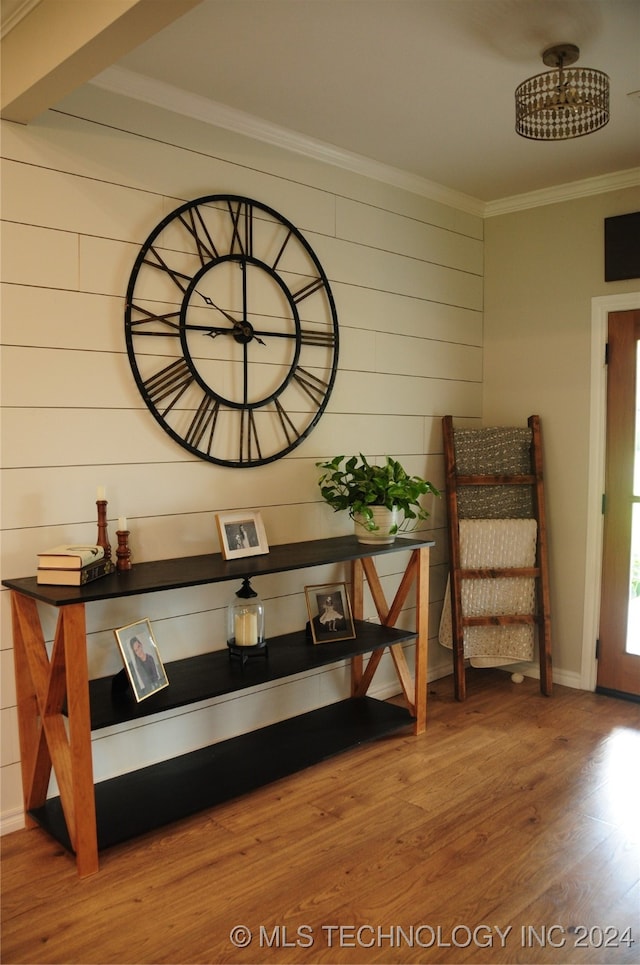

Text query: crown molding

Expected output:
[484,167,640,217]
[90,66,485,218]
[0,0,42,39]
[90,66,638,221]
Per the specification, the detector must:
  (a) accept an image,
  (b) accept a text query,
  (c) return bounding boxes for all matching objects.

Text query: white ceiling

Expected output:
[4,0,640,204]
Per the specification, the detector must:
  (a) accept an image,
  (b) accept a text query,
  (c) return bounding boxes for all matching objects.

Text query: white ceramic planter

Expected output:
[353,506,400,544]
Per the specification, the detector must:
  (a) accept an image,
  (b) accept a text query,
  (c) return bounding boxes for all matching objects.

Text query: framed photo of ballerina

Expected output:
[114,618,169,702]
[304,582,356,645]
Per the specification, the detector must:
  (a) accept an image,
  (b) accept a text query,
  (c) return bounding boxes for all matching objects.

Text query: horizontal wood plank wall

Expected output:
[0,85,483,830]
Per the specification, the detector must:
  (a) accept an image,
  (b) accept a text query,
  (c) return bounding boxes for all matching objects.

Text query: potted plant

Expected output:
[316,453,439,544]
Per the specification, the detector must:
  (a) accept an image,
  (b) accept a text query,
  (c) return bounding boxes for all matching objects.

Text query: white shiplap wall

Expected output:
[0,85,483,833]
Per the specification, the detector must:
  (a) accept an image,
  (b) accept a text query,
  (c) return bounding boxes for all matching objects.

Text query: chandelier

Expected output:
[515,44,610,140]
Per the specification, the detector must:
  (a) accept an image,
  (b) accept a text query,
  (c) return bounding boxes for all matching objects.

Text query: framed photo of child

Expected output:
[304,583,356,645]
[114,619,169,702]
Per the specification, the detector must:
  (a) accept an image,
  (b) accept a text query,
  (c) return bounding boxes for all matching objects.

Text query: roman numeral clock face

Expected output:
[125,195,339,466]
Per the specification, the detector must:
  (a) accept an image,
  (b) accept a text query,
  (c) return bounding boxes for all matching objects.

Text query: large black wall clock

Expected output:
[125,194,339,467]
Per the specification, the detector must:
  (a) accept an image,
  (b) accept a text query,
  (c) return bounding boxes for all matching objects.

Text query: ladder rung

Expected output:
[460,567,540,579]
[462,614,538,627]
[455,474,537,486]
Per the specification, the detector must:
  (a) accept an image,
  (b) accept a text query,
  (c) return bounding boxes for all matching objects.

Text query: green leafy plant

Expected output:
[316,454,439,534]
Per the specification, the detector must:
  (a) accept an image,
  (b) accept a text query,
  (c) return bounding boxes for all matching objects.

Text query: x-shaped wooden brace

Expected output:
[350,545,430,734]
[11,593,98,876]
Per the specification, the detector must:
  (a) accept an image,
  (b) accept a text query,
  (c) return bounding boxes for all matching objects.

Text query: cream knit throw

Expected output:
[439,518,537,666]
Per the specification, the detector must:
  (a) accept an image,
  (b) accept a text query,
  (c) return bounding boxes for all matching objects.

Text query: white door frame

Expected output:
[583,291,640,690]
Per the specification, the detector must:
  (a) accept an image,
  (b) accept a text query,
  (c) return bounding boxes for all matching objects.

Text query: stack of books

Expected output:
[36,545,114,585]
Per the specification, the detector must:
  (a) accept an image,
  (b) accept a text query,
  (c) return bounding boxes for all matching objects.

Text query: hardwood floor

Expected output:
[2,671,639,964]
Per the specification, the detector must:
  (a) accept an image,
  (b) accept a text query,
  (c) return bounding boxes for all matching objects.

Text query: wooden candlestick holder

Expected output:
[116,530,132,571]
[96,500,112,566]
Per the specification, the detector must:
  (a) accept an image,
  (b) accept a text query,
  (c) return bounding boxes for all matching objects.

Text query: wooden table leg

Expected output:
[356,547,430,734]
[412,546,430,735]
[62,605,98,877]
[372,547,430,734]
[11,593,98,877]
[350,559,364,695]
[11,593,43,831]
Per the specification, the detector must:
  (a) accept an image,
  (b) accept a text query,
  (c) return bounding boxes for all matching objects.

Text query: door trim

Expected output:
[584,292,640,691]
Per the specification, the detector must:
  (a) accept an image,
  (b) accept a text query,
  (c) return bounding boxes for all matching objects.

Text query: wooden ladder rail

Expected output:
[442,415,552,701]
[442,415,466,699]
[529,414,553,696]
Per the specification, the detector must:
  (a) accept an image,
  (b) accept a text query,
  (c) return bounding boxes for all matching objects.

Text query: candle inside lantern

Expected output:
[235,610,258,647]
[227,578,265,659]
[97,486,106,501]
[118,517,127,532]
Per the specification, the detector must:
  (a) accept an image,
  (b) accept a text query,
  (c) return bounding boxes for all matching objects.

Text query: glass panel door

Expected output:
[628,344,640,655]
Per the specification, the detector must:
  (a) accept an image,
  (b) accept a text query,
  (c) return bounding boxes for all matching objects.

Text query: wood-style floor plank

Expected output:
[1,671,639,964]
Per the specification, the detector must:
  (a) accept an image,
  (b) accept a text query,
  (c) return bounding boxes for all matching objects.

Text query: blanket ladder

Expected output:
[442,415,552,700]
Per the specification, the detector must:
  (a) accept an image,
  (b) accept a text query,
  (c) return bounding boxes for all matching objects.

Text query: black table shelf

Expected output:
[90,621,417,730]
[2,535,429,606]
[32,697,411,853]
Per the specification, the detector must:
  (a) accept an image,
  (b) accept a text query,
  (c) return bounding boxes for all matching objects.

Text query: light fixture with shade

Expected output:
[515,44,610,140]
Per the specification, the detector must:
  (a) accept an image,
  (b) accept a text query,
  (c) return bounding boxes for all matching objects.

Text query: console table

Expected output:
[3,535,432,877]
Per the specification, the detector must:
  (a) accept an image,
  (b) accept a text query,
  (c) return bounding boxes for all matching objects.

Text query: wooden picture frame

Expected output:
[304,582,356,644]
[215,510,269,560]
[114,618,169,702]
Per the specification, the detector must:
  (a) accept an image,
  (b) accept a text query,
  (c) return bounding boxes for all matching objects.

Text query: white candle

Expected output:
[97,486,106,501]
[118,517,127,532]
[235,611,258,647]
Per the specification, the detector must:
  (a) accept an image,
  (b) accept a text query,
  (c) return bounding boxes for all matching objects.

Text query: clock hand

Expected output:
[241,323,265,346]
[194,290,239,326]
[148,316,232,338]
[192,288,265,344]
[181,322,235,338]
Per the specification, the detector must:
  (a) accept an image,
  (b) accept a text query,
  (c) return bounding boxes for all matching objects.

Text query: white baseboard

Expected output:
[487,663,583,692]
[421,652,586,694]
[368,653,457,700]
[1,807,26,837]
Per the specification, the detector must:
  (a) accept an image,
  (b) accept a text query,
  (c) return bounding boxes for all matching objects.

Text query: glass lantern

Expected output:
[227,577,267,665]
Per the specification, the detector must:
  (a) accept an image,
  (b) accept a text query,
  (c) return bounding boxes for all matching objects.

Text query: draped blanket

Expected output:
[439,518,537,667]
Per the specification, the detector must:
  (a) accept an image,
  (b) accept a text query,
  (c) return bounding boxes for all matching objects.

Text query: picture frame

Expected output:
[304,582,356,645]
[114,618,169,702]
[215,510,269,560]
